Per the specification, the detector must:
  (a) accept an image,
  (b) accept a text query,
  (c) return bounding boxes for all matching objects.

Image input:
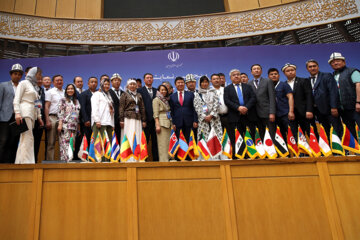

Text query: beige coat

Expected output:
[152,97,171,128]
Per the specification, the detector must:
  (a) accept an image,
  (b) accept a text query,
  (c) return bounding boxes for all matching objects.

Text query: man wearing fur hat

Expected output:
[329,52,360,137]
[282,63,314,139]
[0,64,23,163]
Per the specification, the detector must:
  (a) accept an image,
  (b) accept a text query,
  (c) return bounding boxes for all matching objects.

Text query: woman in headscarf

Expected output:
[119,78,146,161]
[152,84,172,162]
[91,77,114,162]
[57,84,81,162]
[14,67,44,164]
[193,76,223,157]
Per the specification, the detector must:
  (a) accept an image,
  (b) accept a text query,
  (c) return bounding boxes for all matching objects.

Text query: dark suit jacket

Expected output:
[311,71,340,115]
[292,77,313,117]
[0,81,15,122]
[39,87,46,121]
[109,89,123,124]
[169,91,198,128]
[79,89,93,124]
[224,83,257,123]
[248,77,276,118]
[137,86,157,122]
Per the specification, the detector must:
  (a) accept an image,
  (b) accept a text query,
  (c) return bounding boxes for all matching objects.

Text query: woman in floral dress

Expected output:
[57,84,80,162]
[193,75,223,144]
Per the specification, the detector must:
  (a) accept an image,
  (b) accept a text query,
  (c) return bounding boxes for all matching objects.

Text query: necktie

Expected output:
[179,91,183,106]
[115,90,120,98]
[255,79,259,88]
[236,84,244,106]
[310,77,316,88]
[148,88,153,98]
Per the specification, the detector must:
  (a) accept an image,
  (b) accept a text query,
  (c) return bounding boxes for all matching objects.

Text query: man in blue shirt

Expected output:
[268,68,294,141]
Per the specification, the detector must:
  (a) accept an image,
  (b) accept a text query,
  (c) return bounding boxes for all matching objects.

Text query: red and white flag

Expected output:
[78,135,89,162]
[263,127,277,159]
[309,126,321,157]
[206,128,222,158]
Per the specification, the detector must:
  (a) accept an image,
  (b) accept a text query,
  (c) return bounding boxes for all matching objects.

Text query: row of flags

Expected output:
[66,122,360,162]
[167,123,360,160]
[68,130,148,162]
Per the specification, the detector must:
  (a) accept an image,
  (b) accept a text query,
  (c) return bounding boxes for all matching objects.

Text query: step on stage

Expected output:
[1,157,359,240]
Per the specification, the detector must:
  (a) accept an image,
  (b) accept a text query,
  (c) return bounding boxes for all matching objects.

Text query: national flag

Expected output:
[254,128,266,158]
[168,129,179,158]
[188,130,200,160]
[88,133,96,162]
[263,127,277,159]
[103,131,112,160]
[94,131,104,162]
[78,135,89,162]
[110,131,120,162]
[274,127,289,157]
[221,128,232,159]
[140,131,148,162]
[244,127,258,159]
[330,126,345,156]
[132,132,141,161]
[298,126,312,157]
[198,132,210,160]
[318,124,332,157]
[235,128,246,159]
[287,126,299,157]
[309,126,321,157]
[177,130,189,161]
[120,134,132,162]
[341,123,360,154]
[206,128,222,158]
[67,132,75,161]
[356,123,360,142]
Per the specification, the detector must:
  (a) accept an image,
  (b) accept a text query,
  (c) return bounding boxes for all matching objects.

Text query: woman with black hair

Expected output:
[57,83,80,162]
[153,84,172,162]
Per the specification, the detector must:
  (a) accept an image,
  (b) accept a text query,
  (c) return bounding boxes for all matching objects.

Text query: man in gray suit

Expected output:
[0,64,23,163]
[248,64,276,139]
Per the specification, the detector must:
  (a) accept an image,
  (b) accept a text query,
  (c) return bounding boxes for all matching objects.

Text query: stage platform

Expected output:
[1,157,359,240]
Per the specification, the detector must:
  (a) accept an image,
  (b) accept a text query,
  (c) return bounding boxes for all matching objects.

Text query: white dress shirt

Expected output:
[45,87,64,115]
[214,87,228,114]
[287,78,295,90]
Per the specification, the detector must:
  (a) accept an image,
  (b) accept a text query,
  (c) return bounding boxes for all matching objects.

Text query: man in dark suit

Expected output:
[306,59,342,138]
[224,69,257,157]
[137,73,159,161]
[282,63,314,138]
[0,63,23,163]
[248,64,276,139]
[109,73,123,144]
[79,76,98,143]
[170,76,198,160]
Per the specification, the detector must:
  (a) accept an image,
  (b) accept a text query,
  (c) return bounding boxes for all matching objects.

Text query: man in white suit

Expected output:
[0,64,23,163]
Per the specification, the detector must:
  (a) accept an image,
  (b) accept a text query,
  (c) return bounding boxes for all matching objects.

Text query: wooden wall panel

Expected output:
[137,179,227,240]
[282,0,300,3]
[0,169,33,182]
[75,0,102,19]
[40,181,128,240]
[43,168,127,181]
[331,175,360,239]
[232,177,333,239]
[259,0,281,8]
[14,0,36,15]
[231,163,318,178]
[0,183,33,240]
[0,0,15,12]
[226,0,259,11]
[35,0,56,17]
[55,0,76,18]
[137,166,220,180]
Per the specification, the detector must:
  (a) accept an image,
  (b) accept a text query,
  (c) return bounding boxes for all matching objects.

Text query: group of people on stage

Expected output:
[1,51,359,164]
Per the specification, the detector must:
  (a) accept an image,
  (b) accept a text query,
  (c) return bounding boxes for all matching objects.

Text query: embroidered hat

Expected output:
[328,52,345,64]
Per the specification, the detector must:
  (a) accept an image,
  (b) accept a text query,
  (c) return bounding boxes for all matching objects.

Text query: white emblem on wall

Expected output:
[168,51,180,62]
